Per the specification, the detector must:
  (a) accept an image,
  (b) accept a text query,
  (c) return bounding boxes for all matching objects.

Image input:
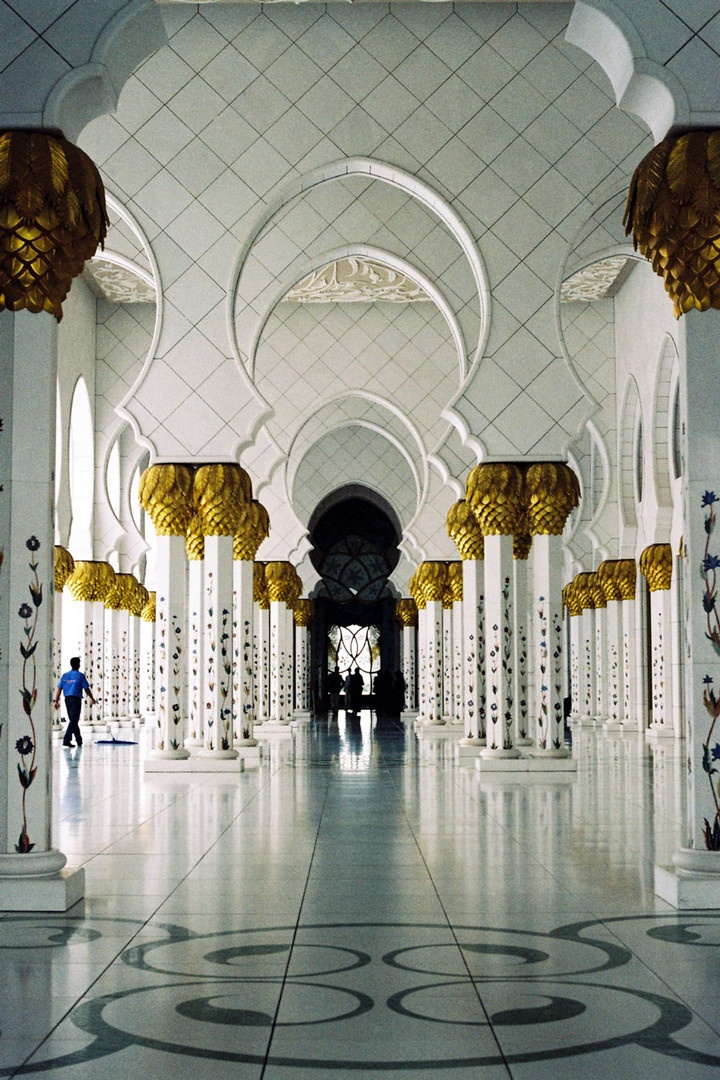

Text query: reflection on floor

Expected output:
[2,714,720,1079]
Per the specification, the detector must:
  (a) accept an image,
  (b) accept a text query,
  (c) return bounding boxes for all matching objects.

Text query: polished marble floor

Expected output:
[2,714,720,1078]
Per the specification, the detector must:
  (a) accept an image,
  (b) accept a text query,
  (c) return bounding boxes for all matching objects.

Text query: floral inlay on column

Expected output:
[700,492,720,848]
[16,536,42,853]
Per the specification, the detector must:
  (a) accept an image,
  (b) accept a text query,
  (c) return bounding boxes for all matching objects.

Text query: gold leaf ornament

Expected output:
[66,560,116,602]
[446,499,484,560]
[525,462,580,535]
[193,464,252,536]
[640,544,672,591]
[0,130,108,320]
[294,599,315,626]
[54,545,74,592]
[253,562,269,608]
[234,500,270,560]
[466,462,525,536]
[139,464,195,536]
[141,591,156,623]
[395,598,418,627]
[624,130,720,317]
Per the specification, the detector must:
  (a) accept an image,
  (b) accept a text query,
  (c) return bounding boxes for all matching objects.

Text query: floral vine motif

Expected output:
[16,536,42,853]
[701,492,720,848]
[219,607,232,749]
[702,491,720,653]
[501,576,513,750]
[702,676,720,849]
[157,598,167,744]
[537,597,549,749]
[552,613,563,747]
[518,625,528,739]
[170,614,183,750]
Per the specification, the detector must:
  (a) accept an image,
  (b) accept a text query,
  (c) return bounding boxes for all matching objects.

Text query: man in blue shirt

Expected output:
[54,657,97,747]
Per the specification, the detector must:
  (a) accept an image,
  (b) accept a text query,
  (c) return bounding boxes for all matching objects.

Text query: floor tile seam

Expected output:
[596,915,720,1039]
[259,765,334,1080]
[378,745,514,1079]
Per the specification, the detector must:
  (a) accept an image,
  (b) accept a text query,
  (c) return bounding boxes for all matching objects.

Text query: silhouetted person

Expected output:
[327,665,343,719]
[373,668,392,719]
[348,667,364,712]
[392,670,406,716]
[54,656,96,747]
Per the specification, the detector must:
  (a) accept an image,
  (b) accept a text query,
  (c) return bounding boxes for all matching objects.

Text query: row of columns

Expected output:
[401,462,579,759]
[564,544,679,737]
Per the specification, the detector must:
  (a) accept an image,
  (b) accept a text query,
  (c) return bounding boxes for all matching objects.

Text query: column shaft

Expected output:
[201,534,237,757]
[482,534,519,757]
[461,560,485,743]
[152,535,189,759]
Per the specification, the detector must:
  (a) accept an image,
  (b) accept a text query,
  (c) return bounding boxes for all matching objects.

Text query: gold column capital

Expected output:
[416,561,449,605]
[395,598,418,627]
[408,571,426,610]
[253,561,269,609]
[105,572,138,611]
[294,598,315,626]
[640,543,672,591]
[66,560,116,602]
[446,499,484,560]
[54,545,74,592]
[129,581,149,618]
[185,513,204,561]
[513,532,532,560]
[447,561,463,603]
[141,591,156,623]
[265,561,300,604]
[139,464,195,536]
[0,130,109,321]
[597,559,637,602]
[466,462,525,536]
[525,461,580,535]
[234,500,270,560]
[193,463,252,536]
[625,130,720,318]
[562,581,583,617]
[573,572,596,611]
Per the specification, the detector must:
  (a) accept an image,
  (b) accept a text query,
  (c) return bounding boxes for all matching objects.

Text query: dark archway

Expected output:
[309,489,401,711]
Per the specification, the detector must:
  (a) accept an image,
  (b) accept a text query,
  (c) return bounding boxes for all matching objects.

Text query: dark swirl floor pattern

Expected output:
[2,715,720,1078]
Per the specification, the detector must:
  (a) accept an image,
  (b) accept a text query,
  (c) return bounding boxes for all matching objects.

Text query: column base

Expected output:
[459,735,486,747]
[400,709,418,724]
[646,723,677,739]
[602,719,625,732]
[149,747,191,760]
[185,736,204,748]
[145,756,244,773]
[577,715,600,727]
[656,849,720,908]
[477,754,577,774]
[457,740,484,760]
[0,850,84,911]
[481,746,522,759]
[237,743,262,763]
[530,746,571,759]
[418,724,457,738]
[515,736,533,746]
[259,721,293,737]
[198,748,238,760]
[293,709,313,723]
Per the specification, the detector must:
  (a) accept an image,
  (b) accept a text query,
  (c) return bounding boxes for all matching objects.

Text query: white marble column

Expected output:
[0,309,83,910]
[255,600,270,725]
[460,559,485,745]
[395,601,418,722]
[442,602,453,723]
[513,544,532,746]
[151,534,190,760]
[64,563,114,734]
[482,534,519,758]
[234,558,259,741]
[422,600,444,727]
[642,547,675,739]
[263,562,298,731]
[140,592,156,722]
[593,588,608,725]
[185,551,204,747]
[293,603,313,722]
[568,605,582,722]
[200,534,237,759]
[52,548,74,739]
[655,310,720,905]
[531,534,568,756]
[416,602,428,724]
[604,598,624,731]
[574,575,598,726]
[452,596,464,727]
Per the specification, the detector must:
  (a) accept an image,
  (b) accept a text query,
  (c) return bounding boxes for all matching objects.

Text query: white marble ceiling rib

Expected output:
[74,2,654,556]
[292,425,419,529]
[286,392,427,509]
[234,172,479,382]
[256,296,458,460]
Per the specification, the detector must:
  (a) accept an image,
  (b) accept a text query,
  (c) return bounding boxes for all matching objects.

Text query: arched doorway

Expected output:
[309,491,401,714]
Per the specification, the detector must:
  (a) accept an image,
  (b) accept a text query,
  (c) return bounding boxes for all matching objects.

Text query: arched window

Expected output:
[635,408,644,505]
[671,382,682,480]
[68,377,94,558]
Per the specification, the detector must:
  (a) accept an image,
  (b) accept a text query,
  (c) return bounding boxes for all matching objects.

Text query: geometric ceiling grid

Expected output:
[257,297,458,457]
[292,425,419,530]
[78,3,652,464]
